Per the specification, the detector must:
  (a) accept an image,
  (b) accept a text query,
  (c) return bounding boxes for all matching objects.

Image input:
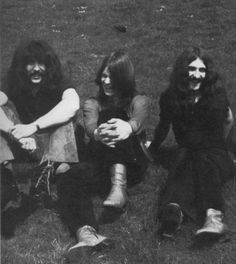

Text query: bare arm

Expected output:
[11,88,80,139]
[0,91,8,107]
[0,91,14,132]
[0,107,14,133]
[0,105,37,152]
[34,88,80,128]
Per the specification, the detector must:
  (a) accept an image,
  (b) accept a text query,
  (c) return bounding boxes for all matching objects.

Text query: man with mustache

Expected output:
[149,47,234,243]
[1,40,80,202]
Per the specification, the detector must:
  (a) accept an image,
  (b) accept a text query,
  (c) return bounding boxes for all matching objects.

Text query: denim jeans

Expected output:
[0,101,79,165]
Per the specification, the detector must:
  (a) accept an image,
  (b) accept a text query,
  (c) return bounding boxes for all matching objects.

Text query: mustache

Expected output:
[188,76,204,82]
[29,70,45,77]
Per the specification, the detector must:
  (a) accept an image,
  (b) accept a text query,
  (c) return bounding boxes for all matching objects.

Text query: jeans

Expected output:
[0,101,79,165]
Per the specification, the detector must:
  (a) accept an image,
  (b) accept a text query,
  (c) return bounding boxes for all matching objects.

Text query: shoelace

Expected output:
[35,160,54,195]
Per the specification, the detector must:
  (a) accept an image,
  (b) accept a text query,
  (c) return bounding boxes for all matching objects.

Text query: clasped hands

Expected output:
[95,118,132,148]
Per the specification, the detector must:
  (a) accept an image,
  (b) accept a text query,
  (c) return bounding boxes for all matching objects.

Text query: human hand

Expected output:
[94,118,132,147]
[94,125,116,148]
[19,137,37,152]
[104,118,132,142]
[10,123,38,140]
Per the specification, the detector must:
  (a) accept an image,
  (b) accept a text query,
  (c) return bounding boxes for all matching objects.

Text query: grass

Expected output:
[1,0,236,263]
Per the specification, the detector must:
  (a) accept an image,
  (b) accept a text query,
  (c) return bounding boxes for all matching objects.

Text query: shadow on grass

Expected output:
[1,193,38,239]
[191,232,232,250]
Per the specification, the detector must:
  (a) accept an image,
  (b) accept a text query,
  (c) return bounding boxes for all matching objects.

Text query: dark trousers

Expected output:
[57,158,146,235]
[57,106,148,235]
[158,147,234,224]
[57,162,100,233]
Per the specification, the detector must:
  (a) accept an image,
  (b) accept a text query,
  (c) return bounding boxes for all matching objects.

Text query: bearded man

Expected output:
[1,40,80,197]
[149,47,234,243]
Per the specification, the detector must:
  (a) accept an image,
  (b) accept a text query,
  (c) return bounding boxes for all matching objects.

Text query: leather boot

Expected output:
[66,225,114,262]
[195,208,227,236]
[103,163,128,209]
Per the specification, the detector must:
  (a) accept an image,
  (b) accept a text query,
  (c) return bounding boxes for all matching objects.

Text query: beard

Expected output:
[188,76,204,90]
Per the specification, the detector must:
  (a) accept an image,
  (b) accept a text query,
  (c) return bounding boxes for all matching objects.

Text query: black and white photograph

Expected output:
[1,0,236,263]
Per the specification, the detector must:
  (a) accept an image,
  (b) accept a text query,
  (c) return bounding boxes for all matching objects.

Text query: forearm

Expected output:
[34,101,77,129]
[34,89,80,130]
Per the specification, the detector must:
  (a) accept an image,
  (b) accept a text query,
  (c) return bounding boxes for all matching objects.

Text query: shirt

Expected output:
[159,86,229,149]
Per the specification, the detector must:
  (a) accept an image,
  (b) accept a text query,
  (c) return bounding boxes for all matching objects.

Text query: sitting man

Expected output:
[1,40,80,197]
[149,46,234,243]
[56,51,151,262]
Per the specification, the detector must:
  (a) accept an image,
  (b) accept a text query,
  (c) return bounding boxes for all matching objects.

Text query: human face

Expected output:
[101,67,114,96]
[188,58,206,90]
[26,62,46,84]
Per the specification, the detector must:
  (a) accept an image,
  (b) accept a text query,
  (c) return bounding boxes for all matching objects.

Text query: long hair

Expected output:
[7,40,63,101]
[164,47,223,115]
[95,50,136,108]
[169,46,219,94]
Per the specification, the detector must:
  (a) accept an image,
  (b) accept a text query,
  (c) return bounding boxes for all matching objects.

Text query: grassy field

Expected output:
[1,0,236,263]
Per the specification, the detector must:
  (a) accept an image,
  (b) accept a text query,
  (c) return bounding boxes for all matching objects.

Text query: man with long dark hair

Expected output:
[84,50,151,209]
[149,47,234,241]
[1,40,79,199]
[57,51,150,261]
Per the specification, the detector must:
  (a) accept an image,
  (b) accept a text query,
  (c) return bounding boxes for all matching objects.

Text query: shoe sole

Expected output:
[160,204,183,237]
[65,238,115,263]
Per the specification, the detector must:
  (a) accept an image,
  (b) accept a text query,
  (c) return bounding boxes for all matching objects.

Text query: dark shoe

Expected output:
[160,203,183,238]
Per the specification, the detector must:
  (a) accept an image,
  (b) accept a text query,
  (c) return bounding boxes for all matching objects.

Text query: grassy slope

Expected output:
[1,0,236,263]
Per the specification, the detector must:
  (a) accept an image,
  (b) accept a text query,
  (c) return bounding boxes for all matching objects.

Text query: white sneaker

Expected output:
[195,208,227,236]
[69,225,112,251]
